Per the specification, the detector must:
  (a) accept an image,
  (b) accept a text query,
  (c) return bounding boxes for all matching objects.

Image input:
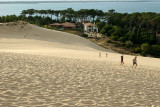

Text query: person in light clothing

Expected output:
[99,52,101,58]
[132,56,137,68]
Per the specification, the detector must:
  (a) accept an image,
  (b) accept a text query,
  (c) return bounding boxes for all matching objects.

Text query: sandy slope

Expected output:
[0,22,160,68]
[0,52,160,107]
[0,22,160,106]
[0,22,110,52]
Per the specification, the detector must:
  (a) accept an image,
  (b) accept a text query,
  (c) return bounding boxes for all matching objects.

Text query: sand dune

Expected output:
[0,22,110,52]
[0,52,160,107]
[0,22,160,106]
[0,22,159,68]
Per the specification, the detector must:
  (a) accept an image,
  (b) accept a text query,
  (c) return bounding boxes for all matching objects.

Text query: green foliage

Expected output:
[100,25,113,36]
[151,45,160,57]
[141,51,146,56]
[110,35,119,41]
[44,25,48,28]
[134,47,141,53]
[21,16,26,21]
[125,41,133,48]
[150,34,157,44]
[47,26,54,29]
[100,25,123,38]
[141,43,150,53]
[96,22,105,32]
[112,26,123,37]
[0,15,19,22]
[118,37,125,42]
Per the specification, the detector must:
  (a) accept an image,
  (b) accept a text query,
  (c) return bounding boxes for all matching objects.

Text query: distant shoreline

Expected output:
[0,1,160,4]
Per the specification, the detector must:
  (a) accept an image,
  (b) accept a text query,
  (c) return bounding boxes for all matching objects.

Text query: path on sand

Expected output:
[0,52,160,107]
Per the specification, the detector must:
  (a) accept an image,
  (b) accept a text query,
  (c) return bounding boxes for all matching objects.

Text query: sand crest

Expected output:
[0,22,160,106]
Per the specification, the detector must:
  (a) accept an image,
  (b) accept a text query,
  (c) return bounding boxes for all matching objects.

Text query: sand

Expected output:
[0,22,160,106]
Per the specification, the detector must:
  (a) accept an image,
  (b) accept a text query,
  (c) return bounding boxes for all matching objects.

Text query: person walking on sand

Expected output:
[99,52,101,58]
[106,53,108,58]
[121,55,124,66]
[132,56,137,68]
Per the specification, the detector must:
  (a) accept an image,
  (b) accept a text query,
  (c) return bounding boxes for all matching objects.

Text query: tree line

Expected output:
[21,8,105,22]
[0,8,160,57]
[99,10,160,57]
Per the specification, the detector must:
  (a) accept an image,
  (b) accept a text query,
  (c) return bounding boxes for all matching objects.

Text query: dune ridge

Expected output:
[0,22,160,106]
[0,22,159,68]
[0,22,111,52]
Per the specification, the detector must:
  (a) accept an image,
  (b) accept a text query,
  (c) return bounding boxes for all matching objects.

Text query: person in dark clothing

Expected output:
[121,55,124,66]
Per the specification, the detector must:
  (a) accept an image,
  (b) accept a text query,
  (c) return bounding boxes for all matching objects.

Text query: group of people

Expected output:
[121,55,137,68]
[99,52,138,69]
[99,52,107,58]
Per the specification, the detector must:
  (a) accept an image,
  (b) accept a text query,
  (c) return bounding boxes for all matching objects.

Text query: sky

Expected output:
[0,0,159,1]
[0,0,160,1]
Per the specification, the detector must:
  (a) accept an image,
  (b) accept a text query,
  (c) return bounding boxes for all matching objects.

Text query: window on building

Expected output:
[94,29,97,32]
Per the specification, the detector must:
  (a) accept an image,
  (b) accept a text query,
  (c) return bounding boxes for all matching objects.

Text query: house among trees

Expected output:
[49,22,76,30]
[83,22,100,38]
[49,21,101,38]
[83,23,98,33]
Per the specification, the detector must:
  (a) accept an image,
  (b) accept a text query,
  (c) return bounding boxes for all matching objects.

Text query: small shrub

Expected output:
[44,25,48,28]
[47,26,52,29]
[134,47,141,53]
[110,35,118,41]
[100,28,106,35]
[125,41,133,48]
[52,27,59,30]
[141,43,150,53]
[28,21,34,24]
[118,37,125,42]
[141,51,146,56]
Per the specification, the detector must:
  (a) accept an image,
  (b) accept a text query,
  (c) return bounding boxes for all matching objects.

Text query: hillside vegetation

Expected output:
[0,8,160,57]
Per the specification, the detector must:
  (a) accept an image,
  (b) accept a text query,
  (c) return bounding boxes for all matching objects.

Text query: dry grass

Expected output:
[87,37,138,55]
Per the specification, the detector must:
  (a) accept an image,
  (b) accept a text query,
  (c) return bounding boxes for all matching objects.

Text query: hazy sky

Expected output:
[0,0,160,1]
[0,0,159,1]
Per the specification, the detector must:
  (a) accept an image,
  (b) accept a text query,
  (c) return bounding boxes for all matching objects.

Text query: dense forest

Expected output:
[0,8,160,57]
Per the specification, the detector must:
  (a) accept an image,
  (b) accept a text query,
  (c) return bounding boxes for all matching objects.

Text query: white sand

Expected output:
[0,22,160,106]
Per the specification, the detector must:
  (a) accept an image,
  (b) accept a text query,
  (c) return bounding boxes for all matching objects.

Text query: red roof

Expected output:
[61,22,76,28]
[50,22,76,28]
[50,23,62,26]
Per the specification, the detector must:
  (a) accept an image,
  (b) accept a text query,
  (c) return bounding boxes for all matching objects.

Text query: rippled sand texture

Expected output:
[0,52,160,107]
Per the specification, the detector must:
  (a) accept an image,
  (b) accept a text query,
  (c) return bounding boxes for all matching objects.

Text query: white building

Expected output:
[83,23,98,33]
